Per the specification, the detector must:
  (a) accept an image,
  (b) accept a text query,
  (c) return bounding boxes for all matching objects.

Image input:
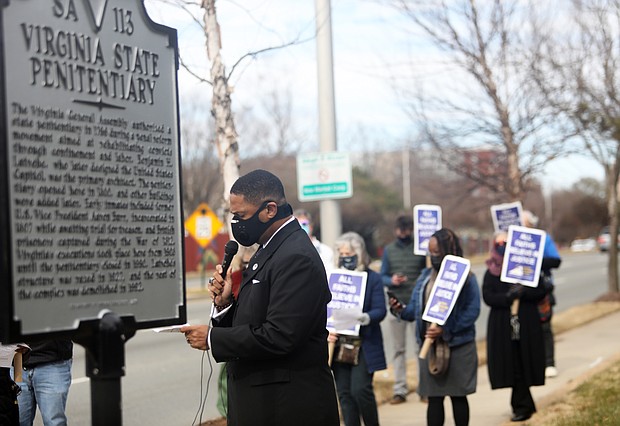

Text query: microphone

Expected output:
[220,240,239,278]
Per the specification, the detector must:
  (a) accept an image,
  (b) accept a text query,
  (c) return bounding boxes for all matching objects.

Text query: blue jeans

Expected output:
[17,360,72,426]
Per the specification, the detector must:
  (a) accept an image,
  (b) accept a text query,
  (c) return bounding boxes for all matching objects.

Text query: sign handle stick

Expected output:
[328,341,335,367]
[419,323,437,359]
[13,353,22,382]
[511,298,520,316]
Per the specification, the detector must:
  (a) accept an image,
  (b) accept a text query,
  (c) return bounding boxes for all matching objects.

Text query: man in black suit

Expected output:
[182,169,339,426]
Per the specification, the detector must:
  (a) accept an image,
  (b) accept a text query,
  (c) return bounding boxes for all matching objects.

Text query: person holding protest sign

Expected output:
[380,215,427,405]
[389,228,480,426]
[522,210,562,378]
[328,232,387,426]
[182,169,339,426]
[482,232,547,423]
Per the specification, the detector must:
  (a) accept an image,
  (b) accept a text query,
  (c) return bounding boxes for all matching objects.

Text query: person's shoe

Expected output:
[510,412,532,422]
[545,366,558,378]
[389,394,406,405]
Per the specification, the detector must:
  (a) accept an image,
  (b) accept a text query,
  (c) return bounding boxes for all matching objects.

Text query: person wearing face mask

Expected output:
[294,209,334,271]
[181,169,339,426]
[328,232,387,426]
[482,232,546,423]
[388,228,480,426]
[380,215,427,405]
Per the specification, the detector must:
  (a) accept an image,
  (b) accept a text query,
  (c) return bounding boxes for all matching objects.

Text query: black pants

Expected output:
[0,368,19,426]
[541,320,555,367]
[510,342,536,416]
[427,395,469,426]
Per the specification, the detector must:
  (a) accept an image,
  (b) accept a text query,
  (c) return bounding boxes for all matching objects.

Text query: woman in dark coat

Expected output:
[330,232,387,426]
[482,233,546,422]
[389,228,480,426]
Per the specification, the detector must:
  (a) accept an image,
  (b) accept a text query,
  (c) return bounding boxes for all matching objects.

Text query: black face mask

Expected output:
[231,201,291,247]
[398,236,412,244]
[430,255,443,271]
[339,255,358,271]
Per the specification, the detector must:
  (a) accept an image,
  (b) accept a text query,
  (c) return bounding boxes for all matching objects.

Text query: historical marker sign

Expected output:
[0,0,185,341]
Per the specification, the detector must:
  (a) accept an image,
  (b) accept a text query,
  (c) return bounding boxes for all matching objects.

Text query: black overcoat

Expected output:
[482,271,546,389]
[211,220,340,426]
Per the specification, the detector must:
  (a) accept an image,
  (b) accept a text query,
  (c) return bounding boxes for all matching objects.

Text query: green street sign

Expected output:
[296,152,353,201]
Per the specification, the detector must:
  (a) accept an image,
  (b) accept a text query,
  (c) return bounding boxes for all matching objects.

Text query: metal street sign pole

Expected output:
[74,313,136,426]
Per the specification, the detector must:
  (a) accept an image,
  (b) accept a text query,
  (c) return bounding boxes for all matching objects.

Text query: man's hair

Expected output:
[231,169,287,205]
[395,215,413,230]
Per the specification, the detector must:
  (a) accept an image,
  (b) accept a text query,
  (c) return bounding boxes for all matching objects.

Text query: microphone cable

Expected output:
[191,348,214,426]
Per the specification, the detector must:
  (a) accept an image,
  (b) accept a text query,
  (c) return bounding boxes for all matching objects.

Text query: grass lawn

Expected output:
[528,357,620,425]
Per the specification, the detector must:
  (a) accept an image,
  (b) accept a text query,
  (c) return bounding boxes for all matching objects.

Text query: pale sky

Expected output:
[144,0,604,190]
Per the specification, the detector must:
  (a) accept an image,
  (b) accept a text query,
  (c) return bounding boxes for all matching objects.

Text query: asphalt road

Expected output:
[42,251,608,426]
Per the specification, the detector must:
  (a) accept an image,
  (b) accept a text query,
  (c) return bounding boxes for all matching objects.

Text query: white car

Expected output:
[570,238,597,252]
[596,227,620,252]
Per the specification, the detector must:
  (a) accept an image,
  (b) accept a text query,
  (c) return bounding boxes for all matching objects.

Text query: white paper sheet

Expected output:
[152,324,191,333]
[330,307,363,330]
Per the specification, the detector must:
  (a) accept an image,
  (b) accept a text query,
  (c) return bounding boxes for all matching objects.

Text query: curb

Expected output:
[372,301,620,405]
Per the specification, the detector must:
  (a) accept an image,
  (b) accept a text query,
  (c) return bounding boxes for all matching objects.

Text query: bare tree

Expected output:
[202,0,240,215]
[390,0,572,201]
[179,96,222,216]
[236,85,307,158]
[532,0,620,294]
[151,0,314,228]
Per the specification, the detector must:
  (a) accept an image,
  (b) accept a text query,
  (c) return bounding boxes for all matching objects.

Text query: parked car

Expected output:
[597,227,620,252]
[570,238,597,252]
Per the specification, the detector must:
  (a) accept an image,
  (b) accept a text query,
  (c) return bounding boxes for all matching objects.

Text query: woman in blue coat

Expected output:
[389,228,480,426]
[330,232,387,426]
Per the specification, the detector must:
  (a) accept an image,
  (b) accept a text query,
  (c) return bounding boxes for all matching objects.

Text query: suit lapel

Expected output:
[237,220,300,295]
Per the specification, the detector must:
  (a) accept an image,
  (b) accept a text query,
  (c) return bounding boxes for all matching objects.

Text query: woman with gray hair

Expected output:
[329,232,387,426]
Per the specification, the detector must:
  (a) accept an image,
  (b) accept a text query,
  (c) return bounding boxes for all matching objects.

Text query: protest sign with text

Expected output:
[326,269,367,336]
[490,201,523,233]
[414,204,442,256]
[500,226,546,287]
[421,255,471,325]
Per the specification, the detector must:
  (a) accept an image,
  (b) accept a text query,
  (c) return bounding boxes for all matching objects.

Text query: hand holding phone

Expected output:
[386,291,404,311]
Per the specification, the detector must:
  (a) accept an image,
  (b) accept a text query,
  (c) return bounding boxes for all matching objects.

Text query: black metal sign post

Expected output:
[0,1,186,424]
[75,313,136,426]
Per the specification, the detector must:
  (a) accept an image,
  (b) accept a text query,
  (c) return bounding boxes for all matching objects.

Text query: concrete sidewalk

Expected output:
[376,310,620,425]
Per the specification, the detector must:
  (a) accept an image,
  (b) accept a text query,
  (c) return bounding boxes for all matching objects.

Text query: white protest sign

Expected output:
[500,225,546,287]
[490,201,523,233]
[421,255,471,326]
[326,269,367,336]
[414,204,442,255]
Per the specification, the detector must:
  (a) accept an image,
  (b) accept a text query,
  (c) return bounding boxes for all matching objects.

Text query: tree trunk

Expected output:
[202,0,239,230]
[606,160,620,294]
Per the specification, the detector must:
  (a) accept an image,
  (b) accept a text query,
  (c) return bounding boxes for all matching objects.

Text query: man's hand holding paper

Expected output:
[181,325,209,351]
